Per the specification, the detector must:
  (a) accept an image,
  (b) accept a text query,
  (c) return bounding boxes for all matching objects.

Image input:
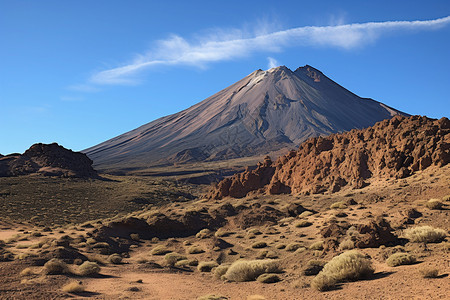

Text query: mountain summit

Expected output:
[85,65,407,171]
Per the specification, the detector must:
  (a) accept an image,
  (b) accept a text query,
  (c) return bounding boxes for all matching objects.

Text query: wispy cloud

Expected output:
[89,16,450,85]
[267,57,279,69]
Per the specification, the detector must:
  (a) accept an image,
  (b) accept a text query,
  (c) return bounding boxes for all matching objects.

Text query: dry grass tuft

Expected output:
[339,239,355,250]
[197,261,219,272]
[196,229,212,239]
[165,252,187,266]
[330,201,347,209]
[214,264,230,279]
[188,245,205,254]
[20,267,35,276]
[386,253,416,267]
[150,245,171,255]
[419,267,439,278]
[311,250,373,291]
[285,242,303,252]
[425,199,443,210]
[256,273,280,283]
[246,295,266,300]
[404,226,447,243]
[309,241,324,250]
[108,254,122,264]
[251,241,267,249]
[303,260,327,276]
[44,258,69,275]
[295,220,312,228]
[224,259,282,282]
[78,261,100,276]
[62,281,85,293]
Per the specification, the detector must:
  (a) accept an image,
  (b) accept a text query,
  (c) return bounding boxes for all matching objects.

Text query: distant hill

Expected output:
[0,143,97,178]
[84,65,407,172]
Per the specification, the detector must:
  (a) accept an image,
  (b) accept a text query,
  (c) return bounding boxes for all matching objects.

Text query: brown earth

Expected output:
[0,143,97,178]
[0,163,448,299]
[208,115,450,199]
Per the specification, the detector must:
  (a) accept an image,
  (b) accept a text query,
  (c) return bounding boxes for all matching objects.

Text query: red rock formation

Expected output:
[209,115,449,199]
[0,143,97,178]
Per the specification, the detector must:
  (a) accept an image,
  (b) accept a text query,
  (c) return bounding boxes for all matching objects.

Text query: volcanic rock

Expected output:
[209,115,450,198]
[0,143,97,178]
[85,65,406,172]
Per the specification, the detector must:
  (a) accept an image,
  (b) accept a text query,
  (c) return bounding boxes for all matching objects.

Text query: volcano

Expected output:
[84,65,407,172]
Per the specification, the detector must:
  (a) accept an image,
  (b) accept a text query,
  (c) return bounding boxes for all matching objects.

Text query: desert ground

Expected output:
[0,162,448,299]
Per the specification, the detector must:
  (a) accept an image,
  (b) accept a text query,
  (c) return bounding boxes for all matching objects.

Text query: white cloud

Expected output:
[267,57,279,69]
[89,16,450,85]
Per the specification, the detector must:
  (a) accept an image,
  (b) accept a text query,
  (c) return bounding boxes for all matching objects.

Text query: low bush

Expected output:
[44,258,69,275]
[251,241,267,249]
[197,261,219,272]
[256,273,280,283]
[425,199,443,210]
[404,226,446,243]
[419,267,439,278]
[150,245,171,255]
[108,254,122,264]
[285,242,302,252]
[78,261,100,276]
[330,201,347,209]
[309,241,324,250]
[386,253,416,267]
[165,252,187,266]
[311,250,373,291]
[339,239,355,250]
[295,220,312,228]
[188,246,205,254]
[214,264,229,279]
[62,281,85,293]
[224,259,281,282]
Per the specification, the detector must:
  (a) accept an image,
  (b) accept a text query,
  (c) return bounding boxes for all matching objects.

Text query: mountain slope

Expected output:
[84,65,407,171]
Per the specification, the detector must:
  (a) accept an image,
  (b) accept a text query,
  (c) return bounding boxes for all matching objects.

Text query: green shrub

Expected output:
[386,253,416,267]
[44,258,69,275]
[224,259,281,282]
[404,226,446,243]
[425,199,443,210]
[197,261,219,272]
[311,250,373,291]
[78,261,100,276]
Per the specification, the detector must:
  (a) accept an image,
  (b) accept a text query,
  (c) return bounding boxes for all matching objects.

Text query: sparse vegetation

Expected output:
[425,199,443,210]
[188,245,205,254]
[311,250,374,291]
[404,226,446,243]
[295,220,312,228]
[224,259,281,282]
[108,254,122,264]
[339,239,355,250]
[330,201,347,209]
[285,242,302,252]
[196,229,212,239]
[197,295,227,300]
[150,245,171,255]
[298,211,313,218]
[78,261,100,276]
[198,261,219,272]
[386,253,416,267]
[309,241,324,250]
[214,264,230,279]
[303,260,327,276]
[20,268,35,276]
[44,258,69,275]
[165,252,187,266]
[256,273,280,283]
[62,281,85,293]
[419,267,439,278]
[251,241,267,249]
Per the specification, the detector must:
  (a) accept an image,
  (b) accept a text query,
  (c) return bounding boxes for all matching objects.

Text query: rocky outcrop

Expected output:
[209,115,450,198]
[0,143,97,178]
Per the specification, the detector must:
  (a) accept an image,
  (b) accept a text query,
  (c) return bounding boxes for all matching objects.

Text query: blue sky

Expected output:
[1,1,449,154]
